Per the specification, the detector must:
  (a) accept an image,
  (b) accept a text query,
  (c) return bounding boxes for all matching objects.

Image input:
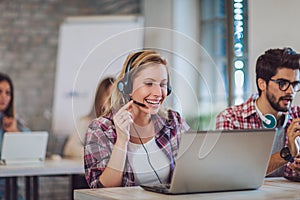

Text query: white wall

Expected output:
[52,16,144,135]
[143,1,225,130]
[143,0,203,118]
[248,0,300,104]
[173,0,201,116]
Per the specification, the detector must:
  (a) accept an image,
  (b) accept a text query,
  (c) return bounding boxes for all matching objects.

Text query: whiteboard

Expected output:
[52,15,144,135]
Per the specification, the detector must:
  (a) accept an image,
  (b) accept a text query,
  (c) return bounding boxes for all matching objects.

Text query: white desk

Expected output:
[74,177,299,200]
[0,158,84,200]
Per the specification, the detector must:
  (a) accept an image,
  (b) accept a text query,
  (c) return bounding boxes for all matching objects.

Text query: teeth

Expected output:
[145,99,160,104]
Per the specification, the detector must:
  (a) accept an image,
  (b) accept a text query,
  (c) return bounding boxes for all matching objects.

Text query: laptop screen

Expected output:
[1,131,48,165]
[141,129,276,194]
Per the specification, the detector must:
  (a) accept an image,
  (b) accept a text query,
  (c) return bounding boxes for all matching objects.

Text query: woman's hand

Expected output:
[113,100,134,145]
[100,101,134,187]
[286,118,300,156]
[3,116,19,132]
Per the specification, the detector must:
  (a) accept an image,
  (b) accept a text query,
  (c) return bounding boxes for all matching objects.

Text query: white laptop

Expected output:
[141,129,276,194]
[0,131,49,165]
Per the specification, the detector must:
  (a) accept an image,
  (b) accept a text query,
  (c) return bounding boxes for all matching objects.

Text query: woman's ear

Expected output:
[257,78,267,92]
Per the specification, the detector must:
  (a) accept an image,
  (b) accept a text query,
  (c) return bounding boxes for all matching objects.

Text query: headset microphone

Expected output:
[130,98,147,108]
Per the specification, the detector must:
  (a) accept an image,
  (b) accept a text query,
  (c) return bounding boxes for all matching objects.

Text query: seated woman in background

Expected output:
[63,77,115,158]
[0,72,29,200]
[84,50,190,188]
[0,72,30,153]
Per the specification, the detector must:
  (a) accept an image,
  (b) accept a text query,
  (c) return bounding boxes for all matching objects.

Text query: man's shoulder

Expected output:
[219,95,254,112]
[217,98,252,117]
[290,105,300,117]
[290,105,300,111]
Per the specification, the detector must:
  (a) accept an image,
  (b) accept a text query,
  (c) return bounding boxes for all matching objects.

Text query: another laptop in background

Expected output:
[0,131,48,165]
[141,129,276,194]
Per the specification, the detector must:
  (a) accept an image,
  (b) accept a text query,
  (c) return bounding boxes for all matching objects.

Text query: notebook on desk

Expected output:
[140,129,276,194]
[0,131,48,165]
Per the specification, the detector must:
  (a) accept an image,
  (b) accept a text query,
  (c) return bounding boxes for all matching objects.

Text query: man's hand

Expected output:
[287,154,300,172]
[286,118,300,156]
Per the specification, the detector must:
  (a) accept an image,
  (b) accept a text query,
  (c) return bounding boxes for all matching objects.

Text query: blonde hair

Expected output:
[101,50,169,118]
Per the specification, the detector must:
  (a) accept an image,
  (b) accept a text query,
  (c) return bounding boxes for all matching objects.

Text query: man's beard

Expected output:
[266,89,292,112]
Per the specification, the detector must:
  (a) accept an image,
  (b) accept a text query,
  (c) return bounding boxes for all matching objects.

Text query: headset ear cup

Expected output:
[167,74,172,96]
[262,114,277,129]
[118,77,132,95]
[117,80,125,94]
[123,79,132,94]
[119,52,143,96]
[255,100,277,129]
[167,84,172,96]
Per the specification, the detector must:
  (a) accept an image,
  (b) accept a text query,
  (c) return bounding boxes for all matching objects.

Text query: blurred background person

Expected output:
[63,76,114,190]
[0,72,29,140]
[63,76,115,158]
[0,72,29,200]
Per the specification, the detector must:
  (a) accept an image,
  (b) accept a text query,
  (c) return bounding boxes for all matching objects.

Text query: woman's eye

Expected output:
[160,83,167,87]
[3,89,10,96]
[144,82,153,86]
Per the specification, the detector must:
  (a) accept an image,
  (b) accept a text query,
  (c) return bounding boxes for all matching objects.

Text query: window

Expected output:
[233,0,248,105]
[200,0,248,107]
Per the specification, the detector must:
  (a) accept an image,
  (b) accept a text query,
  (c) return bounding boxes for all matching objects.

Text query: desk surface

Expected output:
[74,178,299,200]
[0,158,84,177]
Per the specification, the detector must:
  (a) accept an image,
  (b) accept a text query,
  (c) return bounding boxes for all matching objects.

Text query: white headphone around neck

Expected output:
[254,100,290,129]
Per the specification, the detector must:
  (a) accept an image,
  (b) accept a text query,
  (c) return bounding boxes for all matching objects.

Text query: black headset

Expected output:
[117,51,172,98]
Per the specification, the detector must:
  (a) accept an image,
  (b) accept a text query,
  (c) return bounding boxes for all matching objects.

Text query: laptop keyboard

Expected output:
[140,183,171,193]
[152,183,170,189]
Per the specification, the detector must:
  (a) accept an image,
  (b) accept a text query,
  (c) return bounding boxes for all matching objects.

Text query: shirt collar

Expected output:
[152,113,171,134]
[242,93,259,119]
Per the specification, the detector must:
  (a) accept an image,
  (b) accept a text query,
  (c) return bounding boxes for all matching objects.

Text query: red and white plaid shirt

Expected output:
[84,109,190,188]
[216,94,300,178]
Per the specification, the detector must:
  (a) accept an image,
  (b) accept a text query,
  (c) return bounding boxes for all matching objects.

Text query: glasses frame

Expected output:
[269,78,300,92]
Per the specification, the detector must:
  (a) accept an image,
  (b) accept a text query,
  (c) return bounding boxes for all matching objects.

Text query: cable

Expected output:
[132,123,163,184]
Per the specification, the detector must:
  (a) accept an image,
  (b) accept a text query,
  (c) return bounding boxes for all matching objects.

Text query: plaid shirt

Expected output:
[84,109,190,188]
[216,94,300,178]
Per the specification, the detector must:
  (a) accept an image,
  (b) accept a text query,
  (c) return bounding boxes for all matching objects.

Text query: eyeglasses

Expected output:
[269,78,300,92]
